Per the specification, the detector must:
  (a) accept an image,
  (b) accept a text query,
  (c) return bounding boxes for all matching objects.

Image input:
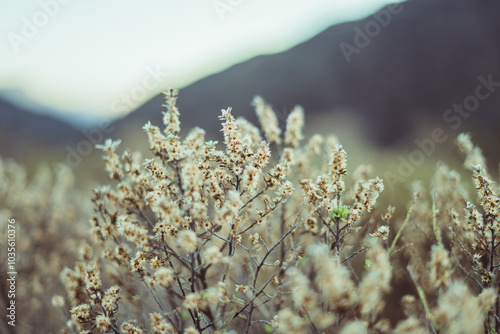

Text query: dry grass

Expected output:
[1,90,499,333]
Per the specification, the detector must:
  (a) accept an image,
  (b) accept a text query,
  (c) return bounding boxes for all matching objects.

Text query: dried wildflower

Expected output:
[95,314,111,332]
[328,145,347,185]
[214,190,242,226]
[299,178,322,204]
[95,138,122,153]
[184,126,206,152]
[96,139,123,179]
[284,105,305,147]
[383,205,395,221]
[178,230,198,253]
[304,217,319,233]
[184,327,200,334]
[60,266,84,306]
[242,165,261,192]
[162,89,181,134]
[249,233,260,246]
[393,317,427,334]
[235,285,251,293]
[154,267,175,287]
[287,267,319,310]
[203,287,219,305]
[352,164,373,182]
[276,308,307,333]
[102,285,120,312]
[432,281,485,333]
[117,217,151,250]
[481,271,493,284]
[84,265,102,293]
[305,133,324,156]
[150,312,173,333]
[307,244,357,310]
[143,121,168,156]
[464,201,484,232]
[359,240,391,318]
[279,180,294,197]
[121,320,143,334]
[269,315,279,329]
[370,225,390,241]
[51,295,65,308]
[217,282,229,304]
[165,134,184,161]
[184,292,205,310]
[266,150,292,188]
[456,133,487,172]
[235,117,262,143]
[429,245,451,289]
[130,251,148,274]
[181,162,203,201]
[250,141,271,170]
[219,107,244,156]
[477,288,497,313]
[202,245,223,266]
[252,96,282,145]
[353,177,384,212]
[70,303,91,326]
[339,321,367,334]
[471,164,499,223]
[400,295,419,318]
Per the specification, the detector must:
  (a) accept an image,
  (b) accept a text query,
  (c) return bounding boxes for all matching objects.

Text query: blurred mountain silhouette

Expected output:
[116,0,500,160]
[0,98,85,164]
[2,0,499,168]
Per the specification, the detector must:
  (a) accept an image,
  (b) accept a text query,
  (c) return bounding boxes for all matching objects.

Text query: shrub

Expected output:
[0,159,88,333]
[56,90,500,333]
[3,89,499,333]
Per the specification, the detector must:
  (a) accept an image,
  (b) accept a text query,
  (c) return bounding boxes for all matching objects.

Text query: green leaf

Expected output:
[364,259,371,271]
[329,201,351,222]
[263,324,274,333]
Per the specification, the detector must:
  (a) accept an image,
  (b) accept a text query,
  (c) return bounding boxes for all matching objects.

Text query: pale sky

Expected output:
[0,0,404,121]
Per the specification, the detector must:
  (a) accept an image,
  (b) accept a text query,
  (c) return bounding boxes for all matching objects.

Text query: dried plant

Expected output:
[2,89,500,333]
[57,90,392,333]
[0,159,88,333]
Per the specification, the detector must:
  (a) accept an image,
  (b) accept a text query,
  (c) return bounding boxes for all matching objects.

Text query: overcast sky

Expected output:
[0,0,404,121]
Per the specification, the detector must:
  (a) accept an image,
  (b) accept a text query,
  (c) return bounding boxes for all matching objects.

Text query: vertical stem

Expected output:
[277,205,286,314]
[244,305,255,334]
[189,253,201,331]
[388,196,416,256]
[495,296,499,333]
[490,229,495,277]
[279,205,286,267]
[336,217,341,255]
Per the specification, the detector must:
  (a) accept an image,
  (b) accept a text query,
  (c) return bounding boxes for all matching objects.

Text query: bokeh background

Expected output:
[1,1,500,332]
